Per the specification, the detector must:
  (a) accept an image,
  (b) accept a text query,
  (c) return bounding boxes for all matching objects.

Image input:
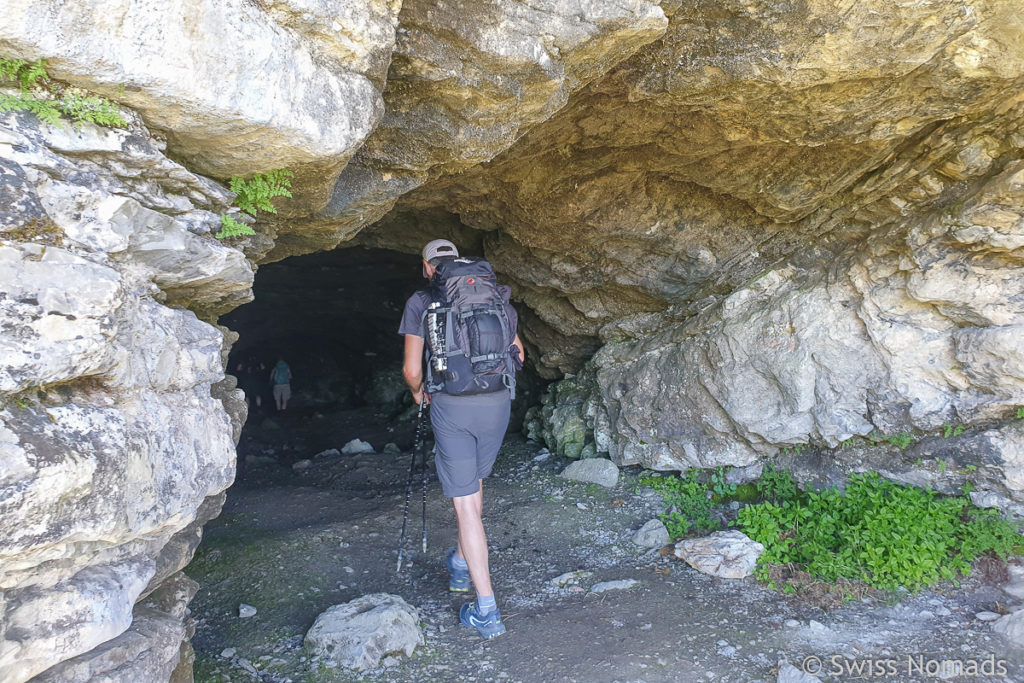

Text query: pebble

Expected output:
[590,579,639,593]
[808,619,830,633]
[292,459,312,471]
[315,448,341,459]
[784,619,801,629]
[919,609,935,619]
[220,648,236,659]
[239,604,257,618]
[975,611,1001,622]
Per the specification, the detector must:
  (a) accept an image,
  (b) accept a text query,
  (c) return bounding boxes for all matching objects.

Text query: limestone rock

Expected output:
[271,0,669,259]
[673,531,764,579]
[590,579,639,593]
[560,458,619,488]
[777,662,821,683]
[304,593,423,671]
[0,0,387,183]
[0,114,243,682]
[342,439,375,455]
[632,519,670,548]
[993,610,1024,646]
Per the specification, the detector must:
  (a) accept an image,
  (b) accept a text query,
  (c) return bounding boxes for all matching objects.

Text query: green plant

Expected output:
[215,169,293,239]
[640,470,719,539]
[962,464,977,473]
[885,432,914,450]
[738,471,1024,592]
[229,169,294,217]
[0,57,127,129]
[938,459,948,474]
[1018,407,1024,419]
[756,463,800,504]
[840,438,855,449]
[943,424,965,438]
[709,467,737,500]
[215,214,255,239]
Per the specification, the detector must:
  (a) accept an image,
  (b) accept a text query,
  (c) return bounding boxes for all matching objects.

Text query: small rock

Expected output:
[778,662,821,682]
[717,643,737,658]
[533,450,551,461]
[632,519,670,548]
[383,443,402,454]
[292,459,312,471]
[559,458,619,487]
[976,611,1002,622]
[935,606,951,617]
[919,610,935,619]
[220,648,236,659]
[808,620,830,634]
[305,593,423,671]
[549,571,592,587]
[239,604,257,618]
[590,579,639,593]
[674,531,764,579]
[784,619,801,629]
[576,502,588,510]
[993,609,1024,645]
[342,439,375,455]
[315,448,341,459]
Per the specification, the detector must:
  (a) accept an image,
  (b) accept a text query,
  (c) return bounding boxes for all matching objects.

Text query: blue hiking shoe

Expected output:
[446,547,471,593]
[459,601,506,640]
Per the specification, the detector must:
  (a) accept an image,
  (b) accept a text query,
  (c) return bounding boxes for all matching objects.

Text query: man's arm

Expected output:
[513,334,524,363]
[402,334,429,405]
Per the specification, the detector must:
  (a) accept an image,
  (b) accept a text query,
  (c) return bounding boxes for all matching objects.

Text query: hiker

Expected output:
[399,239,524,640]
[270,357,292,412]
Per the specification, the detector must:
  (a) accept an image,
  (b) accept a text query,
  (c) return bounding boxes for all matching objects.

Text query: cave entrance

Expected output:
[219,244,542,484]
[220,246,427,479]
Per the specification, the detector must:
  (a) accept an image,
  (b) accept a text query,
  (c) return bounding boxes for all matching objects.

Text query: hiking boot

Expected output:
[459,601,506,640]
[446,547,471,593]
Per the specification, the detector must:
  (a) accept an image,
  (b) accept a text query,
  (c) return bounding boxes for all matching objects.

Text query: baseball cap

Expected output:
[422,239,459,277]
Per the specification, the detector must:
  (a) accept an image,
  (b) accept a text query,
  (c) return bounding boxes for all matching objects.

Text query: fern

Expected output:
[0,91,62,126]
[215,214,256,239]
[0,58,27,83]
[229,169,294,216]
[58,93,128,128]
[0,56,126,129]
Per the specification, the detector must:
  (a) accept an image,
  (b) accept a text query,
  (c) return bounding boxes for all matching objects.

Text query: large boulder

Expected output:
[304,593,423,671]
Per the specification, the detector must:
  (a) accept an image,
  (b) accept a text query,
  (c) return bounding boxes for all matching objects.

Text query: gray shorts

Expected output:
[273,383,291,401]
[430,391,511,498]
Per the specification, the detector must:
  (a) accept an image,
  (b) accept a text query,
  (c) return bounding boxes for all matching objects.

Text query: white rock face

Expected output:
[674,531,764,580]
[0,112,252,683]
[0,0,391,179]
[304,593,423,671]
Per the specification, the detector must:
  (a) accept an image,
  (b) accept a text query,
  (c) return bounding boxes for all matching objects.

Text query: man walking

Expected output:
[399,239,524,640]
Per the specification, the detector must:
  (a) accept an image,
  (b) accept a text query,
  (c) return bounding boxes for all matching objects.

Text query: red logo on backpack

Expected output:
[466,277,475,285]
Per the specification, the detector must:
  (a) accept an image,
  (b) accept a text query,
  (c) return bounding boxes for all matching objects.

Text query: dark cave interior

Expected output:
[220,245,545,478]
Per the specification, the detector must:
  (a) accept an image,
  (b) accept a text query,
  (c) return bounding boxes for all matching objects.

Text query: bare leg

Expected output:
[452,480,492,597]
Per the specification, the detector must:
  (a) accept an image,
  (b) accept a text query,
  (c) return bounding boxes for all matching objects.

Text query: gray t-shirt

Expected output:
[399,287,518,404]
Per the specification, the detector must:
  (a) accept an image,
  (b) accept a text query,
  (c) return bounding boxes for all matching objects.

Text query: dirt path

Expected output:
[187,408,1023,682]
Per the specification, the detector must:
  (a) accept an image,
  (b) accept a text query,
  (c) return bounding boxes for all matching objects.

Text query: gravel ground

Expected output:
[186,407,1024,682]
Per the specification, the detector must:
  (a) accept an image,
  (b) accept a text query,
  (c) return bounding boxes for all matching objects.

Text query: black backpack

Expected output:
[421,257,517,398]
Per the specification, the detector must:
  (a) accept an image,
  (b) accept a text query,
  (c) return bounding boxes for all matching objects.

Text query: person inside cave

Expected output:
[270,357,293,412]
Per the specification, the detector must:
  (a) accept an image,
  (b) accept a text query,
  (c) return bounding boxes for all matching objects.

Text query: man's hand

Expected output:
[412,387,431,406]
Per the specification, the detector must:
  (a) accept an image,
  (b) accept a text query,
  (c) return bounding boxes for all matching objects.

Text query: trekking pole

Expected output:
[397,400,426,572]
[421,403,429,553]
